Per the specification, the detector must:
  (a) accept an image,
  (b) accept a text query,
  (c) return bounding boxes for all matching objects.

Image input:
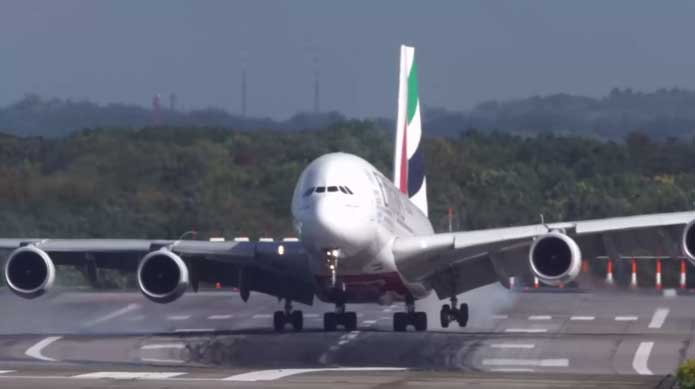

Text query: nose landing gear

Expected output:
[273,299,303,332]
[393,295,428,332]
[440,297,468,328]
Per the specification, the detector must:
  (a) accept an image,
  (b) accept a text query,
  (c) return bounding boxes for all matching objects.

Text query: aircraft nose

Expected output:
[312,198,348,246]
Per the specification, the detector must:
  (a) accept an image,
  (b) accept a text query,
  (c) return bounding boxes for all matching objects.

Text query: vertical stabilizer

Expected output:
[393,45,428,216]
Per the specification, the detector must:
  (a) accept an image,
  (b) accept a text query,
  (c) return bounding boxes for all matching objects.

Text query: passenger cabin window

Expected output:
[327,186,338,192]
[303,187,314,197]
[316,186,326,193]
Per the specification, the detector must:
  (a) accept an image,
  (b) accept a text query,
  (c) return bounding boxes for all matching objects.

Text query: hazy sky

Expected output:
[3,1,695,119]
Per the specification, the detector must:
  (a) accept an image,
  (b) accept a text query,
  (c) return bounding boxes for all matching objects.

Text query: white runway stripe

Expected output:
[491,314,509,320]
[570,316,595,321]
[633,342,654,375]
[140,357,185,364]
[528,315,551,321]
[25,336,62,362]
[490,344,535,349]
[0,371,15,374]
[174,328,214,333]
[73,372,186,379]
[504,328,548,333]
[83,304,140,327]
[304,314,320,318]
[615,316,638,321]
[482,358,569,367]
[488,368,535,373]
[252,314,272,319]
[648,308,669,329]
[223,367,406,382]
[208,314,233,320]
[166,315,191,321]
[141,343,186,350]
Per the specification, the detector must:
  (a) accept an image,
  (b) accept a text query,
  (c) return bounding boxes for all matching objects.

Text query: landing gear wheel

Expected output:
[290,310,304,332]
[343,312,357,331]
[458,303,469,327]
[324,312,338,331]
[414,312,427,331]
[440,304,451,328]
[393,312,407,332]
[273,311,285,332]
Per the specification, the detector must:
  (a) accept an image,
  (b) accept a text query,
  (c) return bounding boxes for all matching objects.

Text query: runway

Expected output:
[0,286,689,387]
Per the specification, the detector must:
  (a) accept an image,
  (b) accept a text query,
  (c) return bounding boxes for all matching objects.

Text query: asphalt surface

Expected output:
[0,285,690,388]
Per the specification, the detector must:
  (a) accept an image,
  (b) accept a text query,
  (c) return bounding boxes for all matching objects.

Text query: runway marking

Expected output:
[615,316,638,321]
[482,358,569,367]
[382,308,393,313]
[166,315,191,321]
[141,343,186,350]
[362,320,377,325]
[648,308,670,329]
[25,336,62,362]
[140,357,185,364]
[504,328,548,333]
[73,372,187,380]
[488,368,535,373]
[528,315,551,321]
[83,304,140,327]
[633,341,654,375]
[174,328,214,333]
[492,314,509,320]
[338,340,350,345]
[208,314,233,320]
[570,316,595,321]
[0,371,15,374]
[252,314,272,319]
[304,314,320,318]
[222,367,407,381]
[491,343,535,349]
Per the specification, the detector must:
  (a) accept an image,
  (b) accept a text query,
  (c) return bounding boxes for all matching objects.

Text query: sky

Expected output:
[3,1,695,119]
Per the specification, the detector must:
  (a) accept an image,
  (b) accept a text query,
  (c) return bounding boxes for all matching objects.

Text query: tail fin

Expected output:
[393,45,428,216]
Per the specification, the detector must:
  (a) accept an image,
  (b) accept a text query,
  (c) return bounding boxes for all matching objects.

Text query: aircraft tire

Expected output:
[440,305,451,328]
[291,310,303,332]
[273,311,285,332]
[393,312,407,332]
[344,312,357,331]
[458,303,469,327]
[324,312,338,331]
[414,312,427,331]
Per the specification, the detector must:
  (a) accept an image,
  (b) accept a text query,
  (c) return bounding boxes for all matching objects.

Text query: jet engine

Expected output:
[682,219,695,264]
[4,245,56,298]
[528,231,582,286]
[137,249,189,303]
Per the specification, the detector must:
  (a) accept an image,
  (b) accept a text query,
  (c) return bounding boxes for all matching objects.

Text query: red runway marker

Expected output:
[606,259,614,284]
[630,258,637,288]
[655,259,662,290]
[680,260,687,289]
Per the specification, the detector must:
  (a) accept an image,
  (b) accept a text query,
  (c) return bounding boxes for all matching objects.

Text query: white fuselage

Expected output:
[291,152,432,304]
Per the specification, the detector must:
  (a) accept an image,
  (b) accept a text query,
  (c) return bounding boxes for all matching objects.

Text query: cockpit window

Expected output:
[327,186,338,192]
[303,187,314,197]
[339,186,348,194]
[316,186,326,193]
[345,187,354,195]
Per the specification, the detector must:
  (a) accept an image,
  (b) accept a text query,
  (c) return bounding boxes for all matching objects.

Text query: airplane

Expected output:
[3,45,695,332]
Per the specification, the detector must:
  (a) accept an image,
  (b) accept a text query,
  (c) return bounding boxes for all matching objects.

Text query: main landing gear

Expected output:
[323,301,357,331]
[440,296,468,328]
[273,299,303,332]
[393,296,428,332]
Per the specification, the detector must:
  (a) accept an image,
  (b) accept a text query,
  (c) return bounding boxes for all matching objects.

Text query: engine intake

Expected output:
[529,232,581,286]
[137,249,189,303]
[682,220,695,263]
[4,246,56,298]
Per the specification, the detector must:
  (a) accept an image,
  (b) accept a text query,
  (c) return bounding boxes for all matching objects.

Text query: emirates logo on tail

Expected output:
[394,45,428,217]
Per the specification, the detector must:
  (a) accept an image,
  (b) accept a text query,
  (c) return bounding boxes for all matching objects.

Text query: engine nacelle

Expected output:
[137,249,189,303]
[4,245,56,298]
[529,232,582,286]
[682,219,695,264]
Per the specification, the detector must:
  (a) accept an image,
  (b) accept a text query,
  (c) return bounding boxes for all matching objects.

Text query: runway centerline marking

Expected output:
[362,320,377,325]
[615,316,638,321]
[208,314,233,320]
[73,372,187,380]
[570,316,595,321]
[140,357,185,364]
[648,308,669,329]
[222,367,407,381]
[491,344,535,349]
[304,314,320,318]
[482,358,569,367]
[166,315,191,321]
[488,368,535,373]
[141,343,186,350]
[83,304,140,327]
[25,336,62,362]
[252,314,272,319]
[0,371,15,374]
[174,328,214,333]
[504,328,548,333]
[528,315,551,321]
[633,341,654,375]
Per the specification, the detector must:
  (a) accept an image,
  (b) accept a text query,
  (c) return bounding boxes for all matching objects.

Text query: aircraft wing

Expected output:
[392,211,695,299]
[0,239,315,304]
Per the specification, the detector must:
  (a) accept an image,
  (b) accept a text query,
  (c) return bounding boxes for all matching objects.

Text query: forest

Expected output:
[0,122,694,240]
